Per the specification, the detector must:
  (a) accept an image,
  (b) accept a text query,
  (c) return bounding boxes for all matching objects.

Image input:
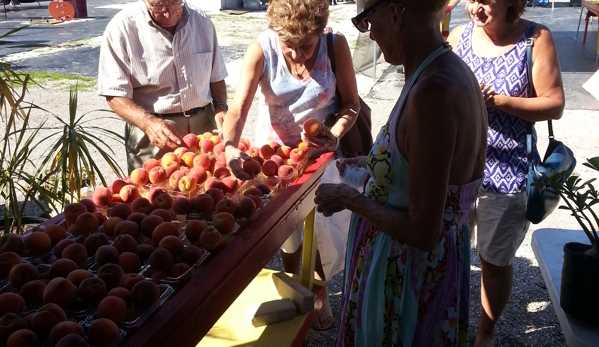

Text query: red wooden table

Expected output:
[115,152,335,347]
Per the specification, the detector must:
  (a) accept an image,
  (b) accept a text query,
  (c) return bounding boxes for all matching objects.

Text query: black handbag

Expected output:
[324,32,373,158]
[524,37,576,224]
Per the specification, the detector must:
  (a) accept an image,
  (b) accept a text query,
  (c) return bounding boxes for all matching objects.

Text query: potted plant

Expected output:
[544,156,599,324]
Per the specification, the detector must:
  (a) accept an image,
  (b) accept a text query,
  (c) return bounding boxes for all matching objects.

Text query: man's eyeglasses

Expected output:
[146,0,184,13]
[351,0,405,33]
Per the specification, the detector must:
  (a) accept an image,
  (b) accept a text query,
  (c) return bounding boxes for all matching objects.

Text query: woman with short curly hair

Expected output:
[222,0,360,331]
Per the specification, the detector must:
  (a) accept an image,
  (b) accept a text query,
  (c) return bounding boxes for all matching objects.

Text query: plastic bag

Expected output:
[315,161,368,280]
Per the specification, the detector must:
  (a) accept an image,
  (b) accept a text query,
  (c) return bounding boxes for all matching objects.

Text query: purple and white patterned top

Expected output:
[456,21,539,194]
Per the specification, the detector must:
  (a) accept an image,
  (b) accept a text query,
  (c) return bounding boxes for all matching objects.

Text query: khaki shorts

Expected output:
[125,104,216,173]
[468,191,530,267]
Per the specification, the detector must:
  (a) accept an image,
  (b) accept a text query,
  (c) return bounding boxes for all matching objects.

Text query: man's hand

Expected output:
[144,115,182,150]
[214,109,227,135]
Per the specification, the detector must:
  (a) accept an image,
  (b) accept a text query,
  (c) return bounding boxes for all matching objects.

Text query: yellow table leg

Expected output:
[440,12,451,41]
[300,208,317,290]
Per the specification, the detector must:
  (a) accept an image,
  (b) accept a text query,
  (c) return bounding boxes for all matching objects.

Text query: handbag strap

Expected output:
[326,29,336,74]
[525,33,554,166]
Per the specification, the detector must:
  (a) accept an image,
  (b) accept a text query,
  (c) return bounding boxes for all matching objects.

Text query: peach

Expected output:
[242,158,262,177]
[0,251,21,279]
[247,194,264,209]
[87,318,120,347]
[126,212,146,227]
[169,262,191,278]
[200,226,222,246]
[0,233,25,255]
[278,164,294,178]
[188,166,208,184]
[148,166,168,185]
[78,277,107,304]
[119,184,140,204]
[110,179,128,196]
[111,193,123,203]
[0,293,25,316]
[140,214,164,239]
[178,175,198,192]
[102,216,123,237]
[184,220,208,243]
[19,280,46,306]
[108,202,132,220]
[48,258,78,279]
[276,145,291,159]
[119,273,146,291]
[142,158,160,172]
[9,263,38,290]
[221,176,239,194]
[194,193,215,213]
[31,303,67,339]
[181,151,197,168]
[97,296,127,324]
[147,186,167,204]
[152,222,179,245]
[181,245,204,266]
[130,168,149,186]
[60,243,88,265]
[159,235,184,258]
[95,211,107,226]
[97,263,125,291]
[113,234,137,254]
[0,313,27,343]
[73,211,99,236]
[6,329,38,347]
[215,199,236,215]
[213,212,236,234]
[235,196,257,218]
[251,155,264,166]
[40,225,65,248]
[149,248,174,273]
[92,187,112,208]
[172,197,191,215]
[118,252,141,273]
[163,161,180,178]
[259,144,275,159]
[298,141,310,152]
[150,208,174,223]
[131,280,161,310]
[136,244,155,264]
[193,153,212,170]
[161,152,179,167]
[78,198,96,213]
[130,197,154,215]
[43,277,78,310]
[63,202,87,226]
[303,118,323,136]
[55,334,87,347]
[213,142,225,156]
[200,139,215,154]
[213,167,231,180]
[174,146,189,159]
[66,269,94,288]
[248,146,260,157]
[83,232,109,257]
[204,177,223,191]
[47,321,85,347]
[152,193,173,211]
[212,135,223,145]
[53,239,75,259]
[95,245,120,267]
[150,271,169,284]
[290,148,308,163]
[261,159,279,176]
[183,133,200,151]
[168,170,186,191]
[113,220,140,238]
[107,287,132,307]
[244,187,263,197]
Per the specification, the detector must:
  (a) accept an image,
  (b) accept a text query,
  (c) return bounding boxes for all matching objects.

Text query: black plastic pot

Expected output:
[560,242,599,324]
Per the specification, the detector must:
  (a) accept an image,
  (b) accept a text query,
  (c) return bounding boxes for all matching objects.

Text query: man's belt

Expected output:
[160,105,206,118]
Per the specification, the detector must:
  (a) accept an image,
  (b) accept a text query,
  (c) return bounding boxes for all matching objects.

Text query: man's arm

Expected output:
[106,96,182,150]
[210,80,228,132]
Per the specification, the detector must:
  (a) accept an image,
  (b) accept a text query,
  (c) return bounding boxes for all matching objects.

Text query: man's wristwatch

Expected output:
[215,102,229,111]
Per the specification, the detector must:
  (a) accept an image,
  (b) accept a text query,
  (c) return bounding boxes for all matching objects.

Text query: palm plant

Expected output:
[1,25,57,234]
[34,85,125,215]
[544,156,599,260]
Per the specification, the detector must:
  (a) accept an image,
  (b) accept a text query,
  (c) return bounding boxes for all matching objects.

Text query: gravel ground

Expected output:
[2,2,599,346]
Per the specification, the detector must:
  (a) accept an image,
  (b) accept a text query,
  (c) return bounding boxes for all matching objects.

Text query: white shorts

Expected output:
[280,224,303,253]
[468,191,530,267]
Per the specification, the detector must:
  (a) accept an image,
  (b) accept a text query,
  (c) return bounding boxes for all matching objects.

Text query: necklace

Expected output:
[293,62,307,78]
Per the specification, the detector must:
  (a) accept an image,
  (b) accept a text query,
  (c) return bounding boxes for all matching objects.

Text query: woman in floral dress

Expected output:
[315,0,489,345]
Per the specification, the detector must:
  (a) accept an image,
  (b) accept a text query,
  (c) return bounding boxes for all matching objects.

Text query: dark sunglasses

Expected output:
[351,0,405,33]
